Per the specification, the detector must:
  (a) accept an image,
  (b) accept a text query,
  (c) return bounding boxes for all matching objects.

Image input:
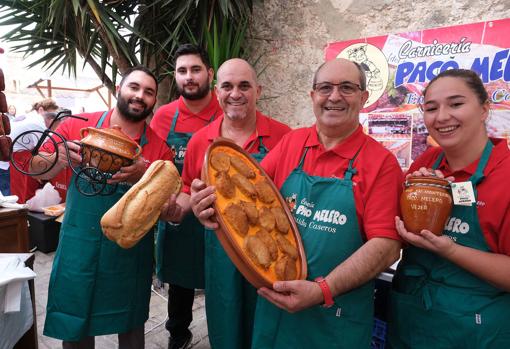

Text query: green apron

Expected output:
[43,112,154,341]
[252,145,374,349]
[389,140,510,349]
[205,137,268,349]
[156,109,215,288]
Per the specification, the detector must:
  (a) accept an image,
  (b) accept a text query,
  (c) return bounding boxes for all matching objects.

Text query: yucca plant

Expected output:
[205,14,248,82]
[0,0,254,103]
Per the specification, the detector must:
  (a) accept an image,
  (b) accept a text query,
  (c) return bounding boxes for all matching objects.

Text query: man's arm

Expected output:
[258,237,401,313]
[259,148,403,313]
[31,141,81,180]
[159,192,191,224]
[326,237,401,296]
[107,156,149,185]
[189,178,218,229]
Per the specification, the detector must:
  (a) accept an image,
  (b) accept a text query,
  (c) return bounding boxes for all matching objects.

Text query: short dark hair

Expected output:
[312,60,367,91]
[119,65,158,92]
[174,44,211,69]
[423,69,488,105]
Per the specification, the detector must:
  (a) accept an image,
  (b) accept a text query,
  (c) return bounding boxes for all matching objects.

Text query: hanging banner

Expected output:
[325,18,510,169]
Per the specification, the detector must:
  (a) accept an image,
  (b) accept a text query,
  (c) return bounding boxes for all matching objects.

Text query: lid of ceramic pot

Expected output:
[81,125,138,159]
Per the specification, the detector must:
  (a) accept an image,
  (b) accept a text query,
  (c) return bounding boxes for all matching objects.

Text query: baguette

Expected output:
[101,160,182,248]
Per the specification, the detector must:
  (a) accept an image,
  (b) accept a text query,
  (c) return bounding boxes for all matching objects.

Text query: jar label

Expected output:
[451,181,475,206]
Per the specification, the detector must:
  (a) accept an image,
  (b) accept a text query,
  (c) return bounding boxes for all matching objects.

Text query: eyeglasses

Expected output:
[313,81,362,96]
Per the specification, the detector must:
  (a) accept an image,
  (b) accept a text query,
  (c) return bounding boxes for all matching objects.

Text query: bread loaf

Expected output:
[101,160,182,248]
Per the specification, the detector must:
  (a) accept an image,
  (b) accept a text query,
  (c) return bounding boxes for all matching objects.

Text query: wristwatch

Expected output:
[314,276,334,308]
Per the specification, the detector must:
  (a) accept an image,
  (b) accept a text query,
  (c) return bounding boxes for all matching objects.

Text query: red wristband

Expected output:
[314,276,334,308]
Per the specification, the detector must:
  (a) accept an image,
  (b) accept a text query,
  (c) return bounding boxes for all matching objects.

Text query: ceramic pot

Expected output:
[400,176,452,235]
[80,125,141,173]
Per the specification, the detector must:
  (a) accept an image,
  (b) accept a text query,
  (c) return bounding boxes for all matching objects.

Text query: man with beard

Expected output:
[150,44,221,349]
[31,66,173,349]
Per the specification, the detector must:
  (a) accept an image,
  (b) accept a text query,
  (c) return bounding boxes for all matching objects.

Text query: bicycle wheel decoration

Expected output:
[9,111,142,197]
[75,166,107,196]
[10,129,60,176]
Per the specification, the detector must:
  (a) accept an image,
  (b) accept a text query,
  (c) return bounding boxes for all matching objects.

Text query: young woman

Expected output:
[389,69,510,348]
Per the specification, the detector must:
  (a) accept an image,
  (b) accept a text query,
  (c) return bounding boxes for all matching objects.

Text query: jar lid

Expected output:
[404,176,451,190]
[90,125,136,146]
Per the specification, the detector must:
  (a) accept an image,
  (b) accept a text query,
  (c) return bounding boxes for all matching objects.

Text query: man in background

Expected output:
[150,44,222,349]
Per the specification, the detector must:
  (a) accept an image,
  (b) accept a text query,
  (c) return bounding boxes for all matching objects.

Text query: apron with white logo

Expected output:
[252,145,373,349]
[389,140,510,348]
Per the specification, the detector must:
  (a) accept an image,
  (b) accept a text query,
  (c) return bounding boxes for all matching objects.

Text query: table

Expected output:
[0,207,29,253]
[0,207,38,349]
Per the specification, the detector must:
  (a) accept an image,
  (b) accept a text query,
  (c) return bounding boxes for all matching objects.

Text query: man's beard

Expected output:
[117,92,154,122]
[178,81,210,100]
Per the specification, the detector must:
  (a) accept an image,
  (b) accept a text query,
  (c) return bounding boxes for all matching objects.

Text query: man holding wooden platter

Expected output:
[192,58,403,348]
[162,58,291,349]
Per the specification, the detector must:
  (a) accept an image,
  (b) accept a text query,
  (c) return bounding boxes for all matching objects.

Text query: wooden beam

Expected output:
[34,86,46,98]
[27,79,111,108]
[95,88,108,107]
[28,85,104,93]
[28,79,105,93]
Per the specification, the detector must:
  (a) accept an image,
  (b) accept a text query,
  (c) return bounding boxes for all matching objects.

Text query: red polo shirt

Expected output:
[46,110,173,169]
[51,170,69,202]
[181,111,291,193]
[10,151,43,203]
[150,94,222,140]
[261,124,403,241]
[408,138,510,255]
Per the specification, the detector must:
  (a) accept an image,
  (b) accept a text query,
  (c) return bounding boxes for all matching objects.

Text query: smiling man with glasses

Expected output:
[188,58,403,349]
[246,58,404,348]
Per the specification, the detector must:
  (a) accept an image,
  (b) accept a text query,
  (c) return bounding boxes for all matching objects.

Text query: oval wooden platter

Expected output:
[202,138,307,289]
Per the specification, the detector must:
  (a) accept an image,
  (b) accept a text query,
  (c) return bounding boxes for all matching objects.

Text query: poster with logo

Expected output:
[325,18,510,169]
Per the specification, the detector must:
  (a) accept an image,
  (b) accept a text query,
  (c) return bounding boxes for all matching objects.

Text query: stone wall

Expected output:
[247,0,510,127]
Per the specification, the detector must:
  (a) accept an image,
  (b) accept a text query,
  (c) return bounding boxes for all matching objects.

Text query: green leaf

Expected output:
[0,0,255,100]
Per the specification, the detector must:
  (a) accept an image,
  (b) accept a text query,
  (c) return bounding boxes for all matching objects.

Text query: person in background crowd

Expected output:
[193,58,403,348]
[0,162,8,195]
[0,105,14,194]
[389,68,510,348]
[9,99,69,203]
[6,104,16,119]
[150,43,222,349]
[161,58,291,349]
[31,66,173,349]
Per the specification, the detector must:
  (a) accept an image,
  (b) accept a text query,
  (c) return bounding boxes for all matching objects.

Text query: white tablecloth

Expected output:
[0,255,36,349]
[0,281,33,349]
